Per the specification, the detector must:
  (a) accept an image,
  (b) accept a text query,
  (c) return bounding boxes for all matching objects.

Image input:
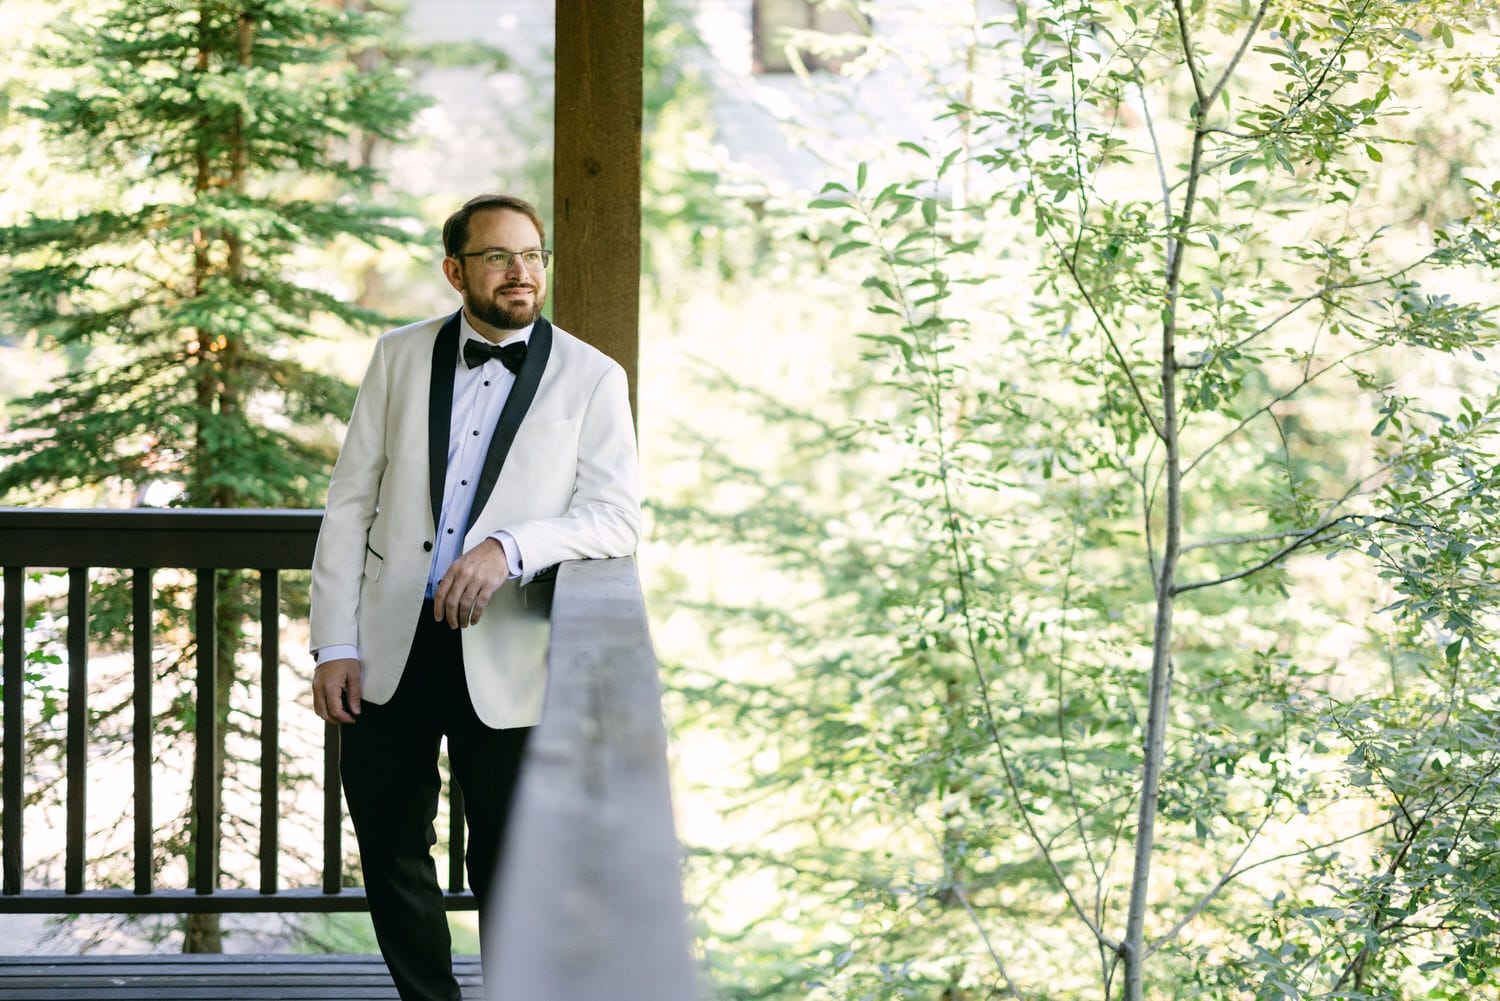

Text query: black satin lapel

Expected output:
[428,310,463,532]
[465,316,553,534]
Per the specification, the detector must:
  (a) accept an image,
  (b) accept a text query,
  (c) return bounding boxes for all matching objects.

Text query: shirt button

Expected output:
[461,479,468,486]
[423,541,433,552]
[472,429,479,436]
[447,528,454,535]
[484,381,491,387]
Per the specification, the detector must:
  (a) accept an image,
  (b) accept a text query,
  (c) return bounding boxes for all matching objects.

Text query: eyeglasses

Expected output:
[453,248,553,271]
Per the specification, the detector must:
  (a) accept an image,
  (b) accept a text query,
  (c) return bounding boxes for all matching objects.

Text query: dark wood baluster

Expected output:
[193,569,218,895]
[65,567,88,896]
[2,567,24,896]
[323,723,341,895]
[133,568,154,895]
[449,779,466,895]
[259,570,279,895]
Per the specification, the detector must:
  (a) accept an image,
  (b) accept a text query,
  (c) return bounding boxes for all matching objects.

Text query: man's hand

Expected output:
[434,537,509,630]
[312,658,363,723]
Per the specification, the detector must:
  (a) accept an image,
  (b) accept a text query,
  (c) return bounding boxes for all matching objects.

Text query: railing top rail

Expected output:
[491,556,698,1000]
[0,507,323,569]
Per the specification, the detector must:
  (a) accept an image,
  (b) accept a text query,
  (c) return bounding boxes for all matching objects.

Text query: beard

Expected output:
[466,282,545,330]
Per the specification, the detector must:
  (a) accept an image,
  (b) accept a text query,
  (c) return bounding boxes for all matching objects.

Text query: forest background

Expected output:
[1,1,1499,1000]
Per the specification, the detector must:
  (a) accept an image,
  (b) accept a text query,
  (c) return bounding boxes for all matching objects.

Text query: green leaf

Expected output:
[829,240,871,259]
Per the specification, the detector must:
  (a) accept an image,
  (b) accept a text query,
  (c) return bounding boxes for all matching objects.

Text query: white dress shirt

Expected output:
[315,313,528,666]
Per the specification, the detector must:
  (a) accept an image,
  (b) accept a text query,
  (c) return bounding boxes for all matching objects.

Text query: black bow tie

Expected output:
[463,338,527,374]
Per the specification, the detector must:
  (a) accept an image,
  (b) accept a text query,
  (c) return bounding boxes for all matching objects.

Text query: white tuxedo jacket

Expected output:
[309,311,642,728]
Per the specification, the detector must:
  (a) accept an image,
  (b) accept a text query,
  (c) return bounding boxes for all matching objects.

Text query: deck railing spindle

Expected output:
[323,723,341,895]
[64,568,88,896]
[2,567,24,896]
[259,570,280,895]
[132,568,153,895]
[448,781,465,894]
[192,568,218,895]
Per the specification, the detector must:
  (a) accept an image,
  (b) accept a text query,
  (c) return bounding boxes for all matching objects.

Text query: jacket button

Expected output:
[423,541,433,552]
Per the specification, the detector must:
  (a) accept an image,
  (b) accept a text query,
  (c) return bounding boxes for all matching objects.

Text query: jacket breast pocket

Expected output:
[363,545,384,582]
[507,418,579,473]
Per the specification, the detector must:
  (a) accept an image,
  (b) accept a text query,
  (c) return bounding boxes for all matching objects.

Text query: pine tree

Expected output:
[0,0,427,951]
[0,0,423,506]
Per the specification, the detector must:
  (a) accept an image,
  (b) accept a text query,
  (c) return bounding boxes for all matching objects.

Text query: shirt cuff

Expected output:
[492,531,522,579]
[314,644,360,665]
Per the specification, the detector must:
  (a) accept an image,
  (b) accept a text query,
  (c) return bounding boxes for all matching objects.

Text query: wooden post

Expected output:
[553,0,644,421]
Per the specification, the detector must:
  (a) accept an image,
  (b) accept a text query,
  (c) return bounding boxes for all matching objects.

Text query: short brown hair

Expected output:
[441,194,546,257]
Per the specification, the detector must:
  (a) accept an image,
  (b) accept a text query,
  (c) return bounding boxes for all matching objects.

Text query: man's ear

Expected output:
[442,256,464,293]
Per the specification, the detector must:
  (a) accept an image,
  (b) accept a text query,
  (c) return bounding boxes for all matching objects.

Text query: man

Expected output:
[309,193,642,1001]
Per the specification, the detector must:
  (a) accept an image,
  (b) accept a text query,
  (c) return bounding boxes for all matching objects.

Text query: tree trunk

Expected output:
[1120,14,1207,987]
[183,2,257,954]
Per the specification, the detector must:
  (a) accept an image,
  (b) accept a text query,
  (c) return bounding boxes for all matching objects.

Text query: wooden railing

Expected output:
[0,508,696,998]
[489,557,698,999]
[0,508,338,913]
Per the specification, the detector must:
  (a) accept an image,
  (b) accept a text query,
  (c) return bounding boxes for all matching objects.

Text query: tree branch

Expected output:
[953,885,1029,1000]
[1131,60,1174,258]
[1145,810,1274,956]
[1172,517,1353,593]
[1172,0,1208,108]
[1205,0,1272,110]
[1181,340,1386,479]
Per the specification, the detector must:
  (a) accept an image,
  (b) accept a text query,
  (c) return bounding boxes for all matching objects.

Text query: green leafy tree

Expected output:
[656,1,1500,998]
[0,0,425,951]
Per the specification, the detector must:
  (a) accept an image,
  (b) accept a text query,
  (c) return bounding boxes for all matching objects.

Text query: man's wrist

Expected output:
[491,530,522,579]
[314,644,360,665]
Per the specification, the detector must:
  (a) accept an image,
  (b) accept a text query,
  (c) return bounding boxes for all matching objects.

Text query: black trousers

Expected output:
[339,602,531,1001]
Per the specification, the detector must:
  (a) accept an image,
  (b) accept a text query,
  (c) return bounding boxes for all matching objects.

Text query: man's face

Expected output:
[443,208,548,334]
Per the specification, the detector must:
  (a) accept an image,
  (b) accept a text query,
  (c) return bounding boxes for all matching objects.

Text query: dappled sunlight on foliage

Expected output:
[643,2,1500,999]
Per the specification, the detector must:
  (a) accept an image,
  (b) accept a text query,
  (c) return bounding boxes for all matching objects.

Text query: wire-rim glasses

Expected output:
[453,248,552,271]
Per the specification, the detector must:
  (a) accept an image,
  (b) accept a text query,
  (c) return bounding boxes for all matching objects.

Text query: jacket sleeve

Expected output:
[505,363,642,582]
[309,339,391,653]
